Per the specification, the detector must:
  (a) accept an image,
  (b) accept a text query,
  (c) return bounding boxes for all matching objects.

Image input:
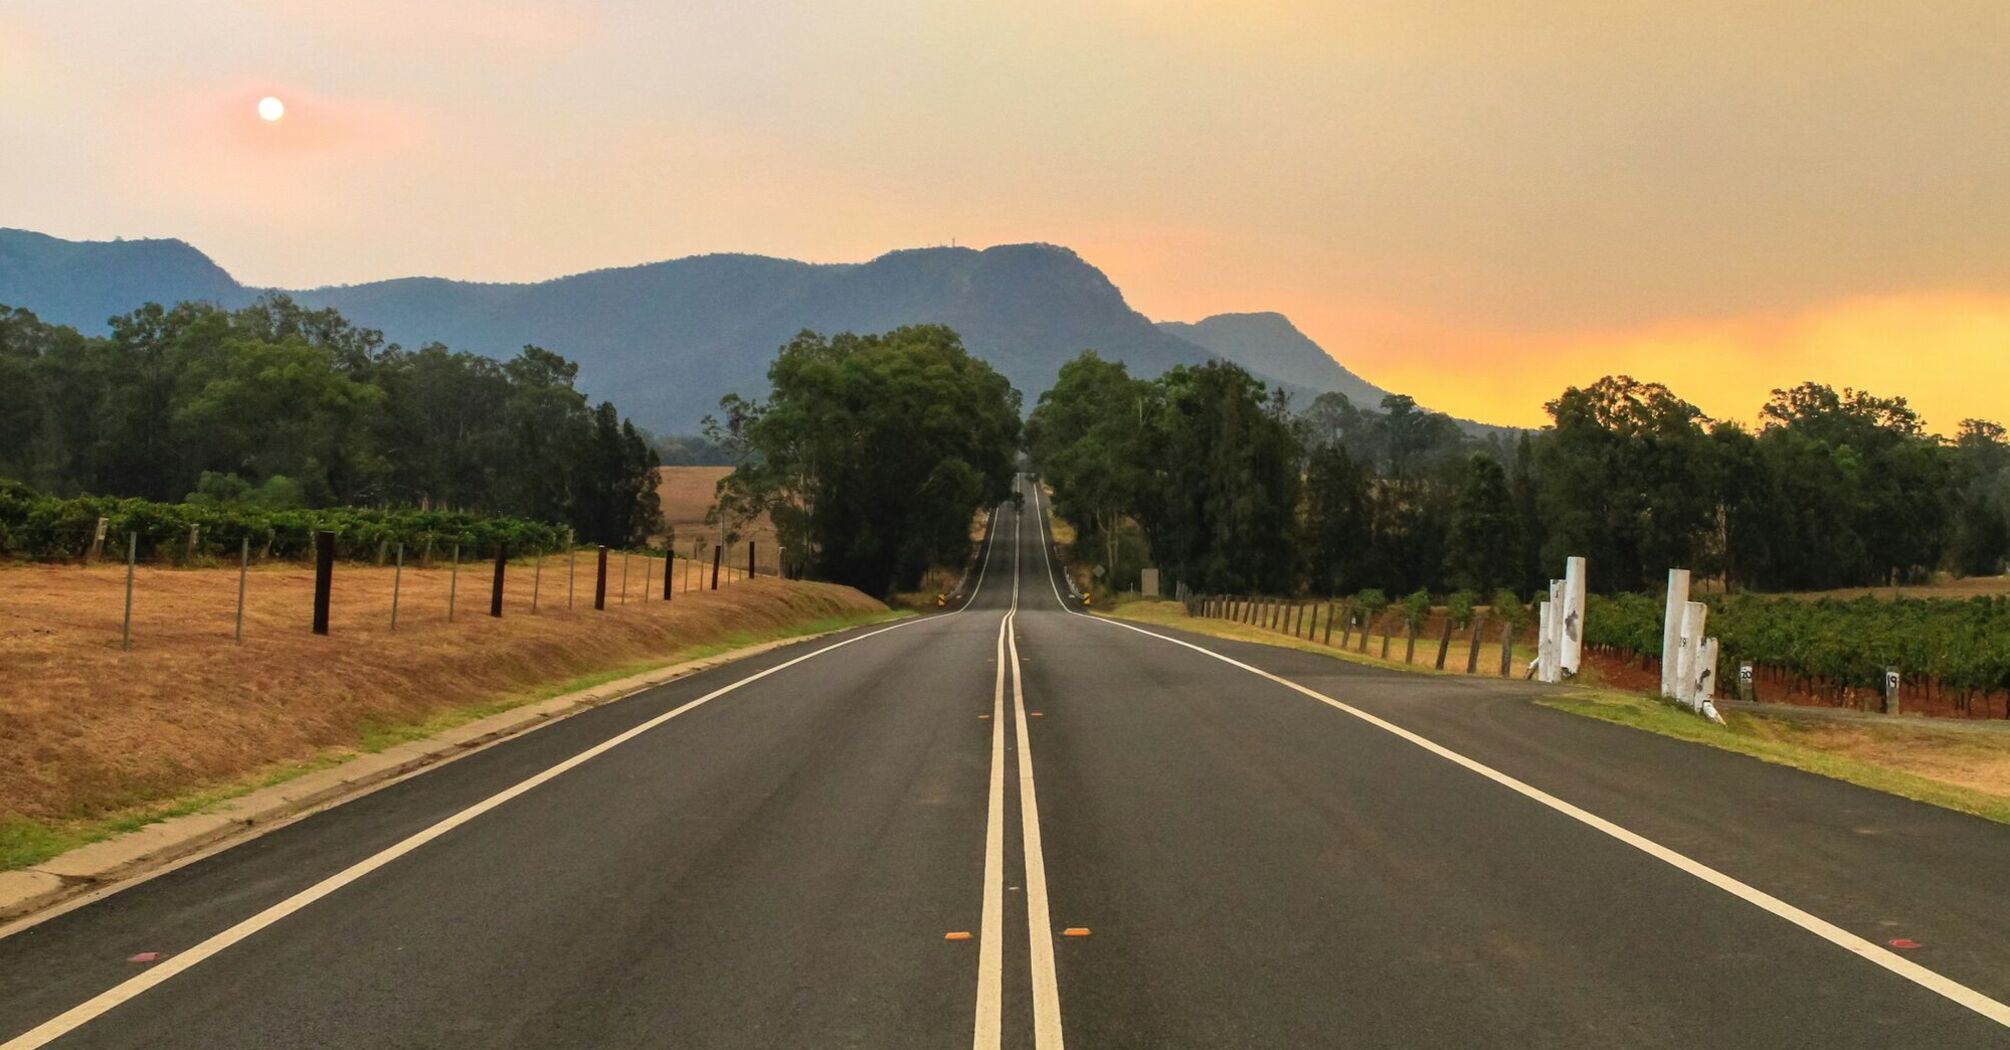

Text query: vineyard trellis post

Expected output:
[311,530,335,636]
[234,537,248,644]
[120,532,136,650]
[391,543,404,631]
[489,543,507,618]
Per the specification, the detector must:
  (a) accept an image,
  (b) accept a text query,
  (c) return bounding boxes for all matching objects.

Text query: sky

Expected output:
[3,0,2006,431]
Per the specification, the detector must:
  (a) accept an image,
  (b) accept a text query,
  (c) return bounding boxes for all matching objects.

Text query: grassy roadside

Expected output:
[0,607,907,872]
[1102,596,2010,827]
[1542,691,2010,825]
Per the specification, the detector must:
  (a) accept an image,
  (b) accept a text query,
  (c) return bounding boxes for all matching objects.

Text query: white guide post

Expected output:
[1698,637,1725,723]
[1560,556,1586,678]
[1660,568,1691,698]
[1676,601,1709,710]
[1535,600,1554,681]
[1696,637,1720,702]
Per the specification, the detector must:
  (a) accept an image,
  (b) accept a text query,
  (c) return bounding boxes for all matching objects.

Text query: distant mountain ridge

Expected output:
[0,227,1483,435]
[1158,312,1393,410]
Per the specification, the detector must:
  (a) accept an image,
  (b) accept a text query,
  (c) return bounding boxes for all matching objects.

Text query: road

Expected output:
[3,474,2009,1047]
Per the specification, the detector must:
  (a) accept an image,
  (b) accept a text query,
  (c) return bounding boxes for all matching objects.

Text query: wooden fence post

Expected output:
[1323,604,1336,645]
[234,537,249,644]
[490,543,507,618]
[711,545,722,590]
[663,548,675,600]
[448,544,460,622]
[1498,619,1514,677]
[311,529,334,636]
[391,543,404,630]
[594,546,608,610]
[120,532,137,650]
[1465,612,1486,674]
[1435,617,1454,670]
[748,540,757,579]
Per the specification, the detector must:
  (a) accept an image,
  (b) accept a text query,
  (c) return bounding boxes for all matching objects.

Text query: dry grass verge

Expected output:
[1542,692,2010,826]
[1,559,893,867]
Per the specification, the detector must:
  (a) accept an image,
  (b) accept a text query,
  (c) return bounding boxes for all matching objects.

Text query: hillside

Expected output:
[1158,312,1392,409]
[0,228,1455,433]
[0,228,249,328]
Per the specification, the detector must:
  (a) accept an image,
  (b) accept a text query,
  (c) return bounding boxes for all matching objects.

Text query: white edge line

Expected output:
[1010,615,1065,1047]
[1025,477,2010,1031]
[2,614,939,1050]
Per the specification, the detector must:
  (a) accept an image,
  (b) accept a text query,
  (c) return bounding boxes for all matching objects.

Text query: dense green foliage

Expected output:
[1586,592,2010,696]
[1033,354,2009,599]
[0,481,569,561]
[1028,354,1302,594]
[0,297,662,546]
[712,326,1021,596]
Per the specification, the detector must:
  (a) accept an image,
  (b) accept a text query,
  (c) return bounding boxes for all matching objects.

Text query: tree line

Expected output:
[710,325,1022,597]
[1030,352,2010,598]
[0,296,663,547]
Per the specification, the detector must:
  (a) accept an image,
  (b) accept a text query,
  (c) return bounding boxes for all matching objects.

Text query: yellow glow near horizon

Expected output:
[1355,293,2010,434]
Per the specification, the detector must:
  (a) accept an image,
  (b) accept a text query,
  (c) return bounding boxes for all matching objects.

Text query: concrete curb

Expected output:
[0,620,892,926]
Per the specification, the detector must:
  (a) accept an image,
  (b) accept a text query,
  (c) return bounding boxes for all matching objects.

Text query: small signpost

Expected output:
[1884,667,1902,716]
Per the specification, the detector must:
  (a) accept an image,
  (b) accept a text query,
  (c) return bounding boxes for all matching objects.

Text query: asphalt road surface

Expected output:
[3,475,2008,1048]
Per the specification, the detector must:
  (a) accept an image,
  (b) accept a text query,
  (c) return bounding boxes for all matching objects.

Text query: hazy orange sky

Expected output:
[4,1,2005,430]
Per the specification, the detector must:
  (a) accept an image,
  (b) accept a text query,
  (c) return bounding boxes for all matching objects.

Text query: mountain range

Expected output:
[0,227,1425,435]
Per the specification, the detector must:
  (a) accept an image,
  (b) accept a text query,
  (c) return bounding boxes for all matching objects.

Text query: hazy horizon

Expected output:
[5,1,2006,431]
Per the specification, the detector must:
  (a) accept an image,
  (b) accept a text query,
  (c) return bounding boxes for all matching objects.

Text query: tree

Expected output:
[1301,441,1370,595]
[1445,452,1519,593]
[1026,352,1153,587]
[714,326,1020,596]
[1949,419,2010,576]
[0,295,663,543]
[1536,376,1717,592]
[1757,382,1950,586]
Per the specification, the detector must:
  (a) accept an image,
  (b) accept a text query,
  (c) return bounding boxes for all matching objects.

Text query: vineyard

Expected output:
[0,483,572,563]
[1585,592,2010,717]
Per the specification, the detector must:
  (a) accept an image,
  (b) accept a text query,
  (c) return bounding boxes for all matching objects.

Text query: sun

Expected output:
[257,96,285,122]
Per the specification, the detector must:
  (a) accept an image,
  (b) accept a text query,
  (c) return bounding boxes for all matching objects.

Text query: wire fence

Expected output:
[1183,594,1540,678]
[1,533,793,652]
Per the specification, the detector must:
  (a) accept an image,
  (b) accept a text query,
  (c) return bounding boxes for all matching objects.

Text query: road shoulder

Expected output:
[0,609,911,927]
[1101,598,2010,827]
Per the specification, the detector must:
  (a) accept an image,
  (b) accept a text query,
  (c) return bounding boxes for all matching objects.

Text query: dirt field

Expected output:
[0,557,885,834]
[654,466,777,552]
